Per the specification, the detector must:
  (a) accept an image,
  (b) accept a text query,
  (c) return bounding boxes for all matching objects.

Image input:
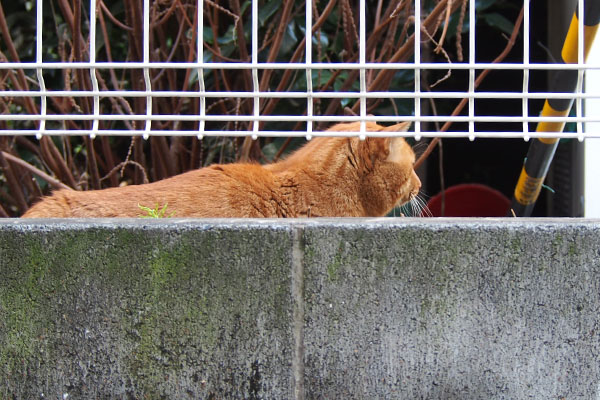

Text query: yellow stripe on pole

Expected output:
[562,14,599,64]
[514,167,544,206]
[536,101,563,144]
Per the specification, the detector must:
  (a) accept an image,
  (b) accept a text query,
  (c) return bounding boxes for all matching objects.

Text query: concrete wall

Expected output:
[1,218,599,399]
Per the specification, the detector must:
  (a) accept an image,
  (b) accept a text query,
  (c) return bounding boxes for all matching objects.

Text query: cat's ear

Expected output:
[381,121,411,133]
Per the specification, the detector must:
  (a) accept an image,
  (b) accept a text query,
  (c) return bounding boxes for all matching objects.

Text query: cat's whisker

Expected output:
[410,194,433,217]
[411,140,429,155]
[417,191,432,201]
[397,202,411,217]
[422,204,434,218]
[403,203,416,217]
[419,197,434,218]
[408,190,433,217]
[410,141,432,161]
[398,194,424,218]
[411,198,423,217]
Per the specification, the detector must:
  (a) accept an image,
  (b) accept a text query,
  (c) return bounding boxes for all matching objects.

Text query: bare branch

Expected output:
[1,151,73,191]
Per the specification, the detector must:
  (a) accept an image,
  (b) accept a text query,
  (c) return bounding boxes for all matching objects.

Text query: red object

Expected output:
[427,183,510,217]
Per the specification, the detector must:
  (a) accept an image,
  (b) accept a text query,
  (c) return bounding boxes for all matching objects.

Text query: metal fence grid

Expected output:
[0,0,598,140]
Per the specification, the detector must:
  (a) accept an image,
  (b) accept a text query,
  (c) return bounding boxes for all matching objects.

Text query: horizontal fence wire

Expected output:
[1,0,599,139]
[3,62,600,70]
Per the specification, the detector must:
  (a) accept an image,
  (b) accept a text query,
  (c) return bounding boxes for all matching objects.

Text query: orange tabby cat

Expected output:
[22,122,421,218]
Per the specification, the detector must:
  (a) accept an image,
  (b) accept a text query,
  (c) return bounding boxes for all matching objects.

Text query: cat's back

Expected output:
[23,163,281,218]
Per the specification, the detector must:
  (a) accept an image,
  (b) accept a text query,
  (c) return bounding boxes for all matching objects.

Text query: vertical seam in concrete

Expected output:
[291,225,305,400]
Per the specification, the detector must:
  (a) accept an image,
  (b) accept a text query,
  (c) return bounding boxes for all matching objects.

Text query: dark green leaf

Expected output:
[482,12,515,36]
[203,27,214,45]
[258,0,282,27]
[475,0,500,12]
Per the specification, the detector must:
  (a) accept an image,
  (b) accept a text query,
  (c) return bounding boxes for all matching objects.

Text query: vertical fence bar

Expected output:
[89,0,100,138]
[584,30,600,216]
[522,0,530,141]
[576,0,585,141]
[35,0,46,139]
[305,0,313,140]
[251,0,259,140]
[468,0,476,141]
[414,0,421,140]
[358,0,366,140]
[197,0,206,140]
[143,0,152,139]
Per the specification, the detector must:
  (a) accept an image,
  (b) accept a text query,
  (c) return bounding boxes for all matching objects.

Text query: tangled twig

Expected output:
[415,5,525,169]
[434,0,453,54]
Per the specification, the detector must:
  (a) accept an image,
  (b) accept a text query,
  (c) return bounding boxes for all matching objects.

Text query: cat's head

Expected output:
[329,121,422,216]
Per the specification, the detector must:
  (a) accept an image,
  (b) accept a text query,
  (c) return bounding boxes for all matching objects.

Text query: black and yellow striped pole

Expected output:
[510,1,600,217]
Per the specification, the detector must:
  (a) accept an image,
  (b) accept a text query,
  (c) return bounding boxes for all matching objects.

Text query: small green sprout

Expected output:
[138,203,175,218]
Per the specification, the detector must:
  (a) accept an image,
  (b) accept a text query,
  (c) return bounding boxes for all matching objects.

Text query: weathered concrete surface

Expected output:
[0,220,294,399]
[1,218,600,399]
[302,220,600,399]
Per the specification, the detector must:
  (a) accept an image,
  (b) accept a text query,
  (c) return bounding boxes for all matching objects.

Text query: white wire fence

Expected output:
[1,0,598,140]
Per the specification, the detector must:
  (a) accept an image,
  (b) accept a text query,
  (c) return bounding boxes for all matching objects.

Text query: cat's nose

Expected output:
[412,170,421,191]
